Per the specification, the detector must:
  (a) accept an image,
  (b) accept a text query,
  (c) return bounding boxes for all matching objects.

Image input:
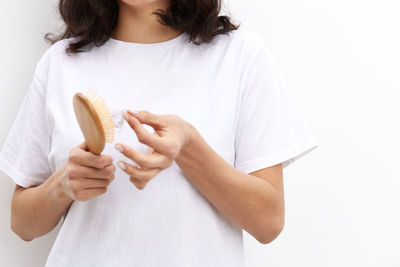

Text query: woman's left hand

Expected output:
[114,110,193,189]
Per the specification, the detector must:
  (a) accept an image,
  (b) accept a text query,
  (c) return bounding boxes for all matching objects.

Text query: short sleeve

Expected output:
[0,67,53,188]
[234,43,319,174]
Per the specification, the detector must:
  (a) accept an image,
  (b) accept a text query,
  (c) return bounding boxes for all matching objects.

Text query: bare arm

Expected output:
[117,111,285,244]
[10,142,116,241]
[175,124,285,244]
[11,168,73,241]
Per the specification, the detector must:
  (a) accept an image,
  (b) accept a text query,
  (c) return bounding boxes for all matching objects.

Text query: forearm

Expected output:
[11,165,73,241]
[175,124,284,243]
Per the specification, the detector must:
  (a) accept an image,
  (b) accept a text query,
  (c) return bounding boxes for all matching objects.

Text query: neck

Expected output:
[110,0,183,43]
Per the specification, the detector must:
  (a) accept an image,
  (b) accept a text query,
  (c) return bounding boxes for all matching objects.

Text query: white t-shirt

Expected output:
[0,28,318,266]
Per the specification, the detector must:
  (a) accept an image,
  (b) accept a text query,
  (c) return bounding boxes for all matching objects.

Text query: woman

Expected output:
[0,0,318,266]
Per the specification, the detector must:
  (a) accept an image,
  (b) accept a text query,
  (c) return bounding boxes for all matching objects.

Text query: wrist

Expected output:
[178,122,198,161]
[52,165,74,203]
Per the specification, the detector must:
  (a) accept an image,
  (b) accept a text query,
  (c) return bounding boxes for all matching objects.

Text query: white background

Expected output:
[1,0,399,266]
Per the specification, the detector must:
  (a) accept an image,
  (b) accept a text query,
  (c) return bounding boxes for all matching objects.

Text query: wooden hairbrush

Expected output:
[73,89,115,155]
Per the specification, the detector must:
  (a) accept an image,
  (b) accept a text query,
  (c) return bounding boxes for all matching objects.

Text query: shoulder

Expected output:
[208,28,268,56]
[199,28,272,74]
[34,37,77,82]
[231,28,267,49]
[38,37,77,63]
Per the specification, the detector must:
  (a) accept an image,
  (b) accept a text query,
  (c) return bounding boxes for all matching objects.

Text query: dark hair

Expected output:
[45,0,240,55]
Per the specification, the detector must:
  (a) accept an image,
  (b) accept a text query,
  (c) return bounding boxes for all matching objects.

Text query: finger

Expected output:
[123,113,167,153]
[146,146,154,155]
[78,141,89,151]
[75,187,107,201]
[127,110,165,129]
[74,164,115,179]
[145,133,160,156]
[81,177,114,189]
[117,161,161,182]
[129,176,147,190]
[115,143,171,169]
[69,177,113,191]
[71,149,113,169]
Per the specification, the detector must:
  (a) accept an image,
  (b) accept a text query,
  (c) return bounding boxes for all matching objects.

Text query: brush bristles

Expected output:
[86,88,114,143]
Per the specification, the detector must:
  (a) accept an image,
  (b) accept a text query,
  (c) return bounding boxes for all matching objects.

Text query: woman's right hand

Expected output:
[57,141,116,201]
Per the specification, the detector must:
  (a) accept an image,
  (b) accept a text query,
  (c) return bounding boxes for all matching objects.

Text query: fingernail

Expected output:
[117,161,126,170]
[127,109,139,115]
[122,112,130,121]
[115,144,124,153]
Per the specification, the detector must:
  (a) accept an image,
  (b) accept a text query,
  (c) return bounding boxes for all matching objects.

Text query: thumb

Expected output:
[78,140,89,151]
[127,110,164,129]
